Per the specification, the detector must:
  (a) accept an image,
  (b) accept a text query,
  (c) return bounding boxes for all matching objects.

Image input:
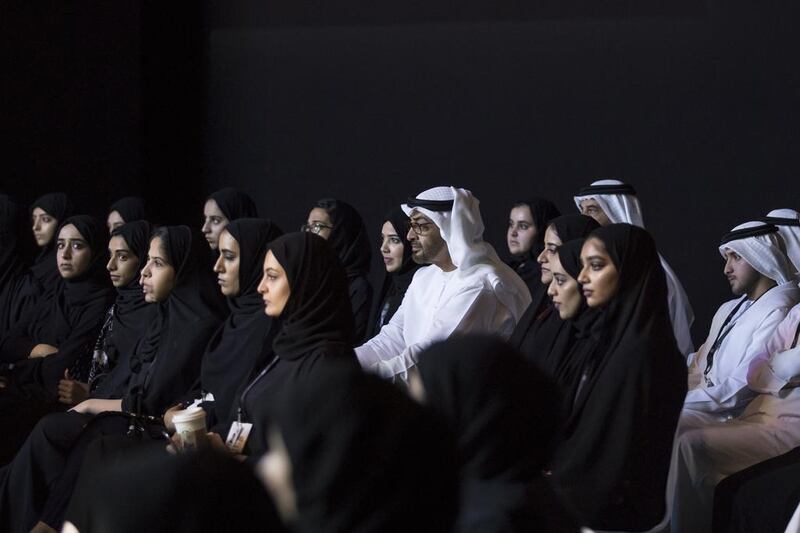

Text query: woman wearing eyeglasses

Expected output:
[303,199,373,343]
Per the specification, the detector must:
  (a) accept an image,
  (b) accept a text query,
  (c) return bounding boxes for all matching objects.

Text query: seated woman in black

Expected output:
[548,224,687,531]
[509,214,599,376]
[4,193,74,336]
[0,216,115,463]
[257,359,457,533]
[202,187,259,251]
[304,199,373,342]
[204,231,358,459]
[163,218,283,434]
[367,206,419,339]
[106,196,147,232]
[411,335,576,533]
[0,226,225,533]
[506,197,561,297]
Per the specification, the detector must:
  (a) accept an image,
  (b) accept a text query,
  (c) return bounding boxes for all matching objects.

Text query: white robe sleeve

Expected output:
[684,309,787,411]
[356,286,509,382]
[748,310,800,393]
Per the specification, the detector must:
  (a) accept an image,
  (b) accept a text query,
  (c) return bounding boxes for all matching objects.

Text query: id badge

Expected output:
[225,421,253,454]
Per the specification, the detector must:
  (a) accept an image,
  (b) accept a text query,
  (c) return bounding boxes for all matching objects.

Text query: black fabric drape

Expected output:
[367,207,420,339]
[0,196,28,334]
[314,199,373,341]
[549,223,686,531]
[267,359,458,533]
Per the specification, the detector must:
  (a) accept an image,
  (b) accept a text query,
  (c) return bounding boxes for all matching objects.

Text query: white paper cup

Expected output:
[172,407,208,451]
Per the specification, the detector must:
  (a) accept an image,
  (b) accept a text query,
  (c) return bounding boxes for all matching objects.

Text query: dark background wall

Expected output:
[2,1,798,345]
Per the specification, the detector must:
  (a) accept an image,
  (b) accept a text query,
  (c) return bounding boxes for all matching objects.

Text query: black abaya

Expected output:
[315,198,373,342]
[549,224,686,531]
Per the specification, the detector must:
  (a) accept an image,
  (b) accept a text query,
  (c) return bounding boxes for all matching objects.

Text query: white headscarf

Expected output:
[764,208,800,277]
[401,186,531,318]
[719,221,794,285]
[573,178,645,227]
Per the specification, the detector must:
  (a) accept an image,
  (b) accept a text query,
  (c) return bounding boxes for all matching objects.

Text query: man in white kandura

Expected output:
[670,220,800,533]
[574,178,695,357]
[356,186,531,382]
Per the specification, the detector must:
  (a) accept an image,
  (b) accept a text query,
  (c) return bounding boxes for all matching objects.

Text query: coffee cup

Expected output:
[172,407,208,451]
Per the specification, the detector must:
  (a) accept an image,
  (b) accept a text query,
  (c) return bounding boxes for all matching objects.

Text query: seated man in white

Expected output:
[763,208,800,279]
[356,186,531,382]
[670,289,800,533]
[683,221,799,419]
[574,178,695,356]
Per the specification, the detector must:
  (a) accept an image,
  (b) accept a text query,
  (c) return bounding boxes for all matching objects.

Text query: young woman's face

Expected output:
[547,253,583,319]
[578,237,620,308]
[139,237,177,303]
[536,225,561,285]
[56,224,93,280]
[507,205,537,255]
[106,235,140,288]
[256,427,297,524]
[201,199,229,250]
[257,250,291,317]
[107,210,125,232]
[380,221,405,273]
[213,229,241,297]
[304,207,333,239]
[31,207,58,247]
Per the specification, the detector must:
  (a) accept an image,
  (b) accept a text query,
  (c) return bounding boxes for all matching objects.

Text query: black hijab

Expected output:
[108,196,147,224]
[0,195,27,331]
[123,226,227,416]
[28,192,74,297]
[208,187,258,220]
[269,232,356,360]
[89,221,157,395]
[12,215,116,391]
[269,359,458,533]
[367,207,420,338]
[550,223,687,530]
[314,198,371,279]
[509,215,600,360]
[65,448,286,533]
[199,218,283,425]
[508,197,562,273]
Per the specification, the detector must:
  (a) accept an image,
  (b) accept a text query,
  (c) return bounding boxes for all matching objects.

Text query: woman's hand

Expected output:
[29,344,58,358]
[162,403,184,433]
[57,370,89,405]
[70,399,96,414]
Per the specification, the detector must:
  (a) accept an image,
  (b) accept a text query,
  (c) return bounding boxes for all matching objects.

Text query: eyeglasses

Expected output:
[300,222,333,234]
[406,221,434,236]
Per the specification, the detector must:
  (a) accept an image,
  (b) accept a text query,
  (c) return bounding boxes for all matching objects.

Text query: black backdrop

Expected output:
[2,1,798,345]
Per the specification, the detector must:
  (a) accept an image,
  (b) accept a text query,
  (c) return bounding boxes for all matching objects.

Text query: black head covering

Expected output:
[208,187,258,220]
[314,198,371,279]
[269,232,356,360]
[367,207,420,337]
[554,239,585,280]
[65,448,286,533]
[28,192,74,293]
[97,221,156,380]
[418,335,559,482]
[269,359,458,533]
[200,218,283,423]
[510,197,562,263]
[123,226,227,416]
[549,214,601,243]
[108,196,147,224]
[550,223,687,530]
[0,196,27,330]
[55,215,114,302]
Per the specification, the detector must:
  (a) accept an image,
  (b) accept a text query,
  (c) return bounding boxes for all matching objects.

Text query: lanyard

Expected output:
[792,321,800,350]
[703,297,751,385]
[237,355,279,423]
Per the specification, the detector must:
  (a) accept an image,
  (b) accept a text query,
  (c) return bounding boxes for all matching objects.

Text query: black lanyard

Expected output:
[792,320,800,350]
[704,297,750,381]
[237,355,279,423]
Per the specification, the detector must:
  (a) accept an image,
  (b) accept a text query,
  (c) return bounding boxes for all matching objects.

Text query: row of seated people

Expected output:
[0,182,798,532]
